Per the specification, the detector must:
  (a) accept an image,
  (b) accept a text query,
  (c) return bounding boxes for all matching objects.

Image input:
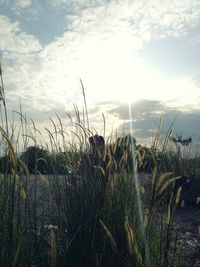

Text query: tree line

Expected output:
[0,134,194,176]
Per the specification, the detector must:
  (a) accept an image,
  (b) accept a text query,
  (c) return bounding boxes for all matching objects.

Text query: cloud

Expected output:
[1,0,200,127]
[39,0,200,105]
[138,30,200,79]
[50,0,200,41]
[103,99,200,143]
[49,0,108,12]
[106,100,166,120]
[14,0,32,9]
[0,15,41,53]
[0,15,76,114]
[0,0,40,16]
[0,0,32,8]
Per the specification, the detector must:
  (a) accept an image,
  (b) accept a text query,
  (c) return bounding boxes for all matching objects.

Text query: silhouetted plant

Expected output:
[171,135,192,175]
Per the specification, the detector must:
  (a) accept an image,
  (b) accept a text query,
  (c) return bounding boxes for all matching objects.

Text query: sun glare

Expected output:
[75,35,167,105]
[42,29,197,111]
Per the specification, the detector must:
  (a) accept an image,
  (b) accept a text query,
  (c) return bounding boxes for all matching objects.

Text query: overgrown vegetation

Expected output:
[0,66,199,267]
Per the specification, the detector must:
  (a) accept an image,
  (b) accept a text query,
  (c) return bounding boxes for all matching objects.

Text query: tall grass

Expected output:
[0,70,199,266]
[0,113,184,266]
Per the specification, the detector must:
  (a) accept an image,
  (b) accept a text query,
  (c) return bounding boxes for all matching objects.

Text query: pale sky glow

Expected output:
[1,0,200,144]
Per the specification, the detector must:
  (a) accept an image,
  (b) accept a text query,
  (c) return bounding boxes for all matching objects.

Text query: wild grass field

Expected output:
[0,68,200,267]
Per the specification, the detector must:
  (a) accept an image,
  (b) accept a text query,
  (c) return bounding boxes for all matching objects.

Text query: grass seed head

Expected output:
[99,219,118,254]
[124,216,143,264]
[175,186,182,204]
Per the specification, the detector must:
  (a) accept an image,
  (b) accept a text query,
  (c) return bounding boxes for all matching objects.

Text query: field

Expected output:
[0,73,200,267]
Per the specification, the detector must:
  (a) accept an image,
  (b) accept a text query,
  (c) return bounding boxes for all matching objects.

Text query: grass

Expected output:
[0,70,200,266]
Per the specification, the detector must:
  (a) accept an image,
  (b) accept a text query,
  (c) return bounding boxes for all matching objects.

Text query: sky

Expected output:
[0,0,200,148]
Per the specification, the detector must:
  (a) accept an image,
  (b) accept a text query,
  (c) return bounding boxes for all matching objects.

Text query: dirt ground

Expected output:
[175,206,200,267]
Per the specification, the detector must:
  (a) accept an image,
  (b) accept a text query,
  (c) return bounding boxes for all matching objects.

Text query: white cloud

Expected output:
[14,0,32,9]
[1,0,200,124]
[0,16,46,111]
[0,0,41,17]
[166,77,200,110]
[50,0,107,11]
[0,0,32,10]
[0,16,41,53]
[51,0,200,41]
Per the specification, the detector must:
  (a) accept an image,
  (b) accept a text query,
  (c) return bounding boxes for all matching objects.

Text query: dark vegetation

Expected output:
[0,134,196,176]
[0,67,200,267]
[0,146,70,174]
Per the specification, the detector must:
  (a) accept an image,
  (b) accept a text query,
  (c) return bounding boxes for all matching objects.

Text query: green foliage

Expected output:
[20,145,49,173]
